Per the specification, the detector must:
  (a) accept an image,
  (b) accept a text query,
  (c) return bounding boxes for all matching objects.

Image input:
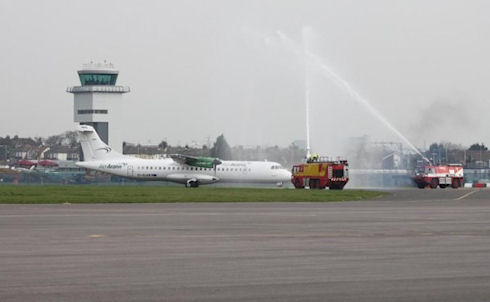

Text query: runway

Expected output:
[1,189,490,301]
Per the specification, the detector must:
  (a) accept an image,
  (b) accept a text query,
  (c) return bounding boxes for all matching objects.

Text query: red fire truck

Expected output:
[413,164,464,189]
[291,156,349,190]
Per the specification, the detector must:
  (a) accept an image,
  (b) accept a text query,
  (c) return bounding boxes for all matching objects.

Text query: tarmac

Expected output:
[1,188,490,301]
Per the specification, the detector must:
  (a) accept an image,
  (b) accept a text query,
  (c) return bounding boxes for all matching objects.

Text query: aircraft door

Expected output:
[127,165,134,177]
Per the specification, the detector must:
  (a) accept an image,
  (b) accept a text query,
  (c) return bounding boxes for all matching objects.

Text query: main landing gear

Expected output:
[185,180,199,188]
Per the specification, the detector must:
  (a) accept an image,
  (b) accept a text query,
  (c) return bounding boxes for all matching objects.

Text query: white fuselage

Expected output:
[77,157,291,185]
[75,124,291,186]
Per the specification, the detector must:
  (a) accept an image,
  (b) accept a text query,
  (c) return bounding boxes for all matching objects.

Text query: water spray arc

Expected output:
[304,73,312,159]
[277,30,430,163]
[303,28,312,159]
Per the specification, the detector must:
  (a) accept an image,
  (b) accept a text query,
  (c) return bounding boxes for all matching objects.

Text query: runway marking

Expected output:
[88,234,104,238]
[0,213,319,218]
[455,190,477,200]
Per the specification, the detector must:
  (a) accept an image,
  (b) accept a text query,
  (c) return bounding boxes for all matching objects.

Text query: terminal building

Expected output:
[67,62,130,153]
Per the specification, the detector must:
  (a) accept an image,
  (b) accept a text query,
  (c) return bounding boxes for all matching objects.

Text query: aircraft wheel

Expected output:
[186,180,199,188]
[190,181,199,188]
[439,184,447,189]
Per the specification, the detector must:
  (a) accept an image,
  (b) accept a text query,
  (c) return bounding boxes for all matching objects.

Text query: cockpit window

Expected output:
[271,165,283,170]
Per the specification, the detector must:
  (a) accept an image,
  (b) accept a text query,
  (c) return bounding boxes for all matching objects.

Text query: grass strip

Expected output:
[0,185,388,204]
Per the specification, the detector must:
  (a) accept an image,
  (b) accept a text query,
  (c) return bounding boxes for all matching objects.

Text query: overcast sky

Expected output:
[1,0,489,154]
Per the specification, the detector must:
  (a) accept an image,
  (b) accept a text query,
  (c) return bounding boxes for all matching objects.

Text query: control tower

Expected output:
[67,62,130,153]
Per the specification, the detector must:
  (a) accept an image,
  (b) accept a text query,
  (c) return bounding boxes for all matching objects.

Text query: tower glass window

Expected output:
[79,73,118,86]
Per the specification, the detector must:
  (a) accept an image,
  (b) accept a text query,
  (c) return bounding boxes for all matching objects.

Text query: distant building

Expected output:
[11,139,43,160]
[67,61,130,153]
[43,145,79,161]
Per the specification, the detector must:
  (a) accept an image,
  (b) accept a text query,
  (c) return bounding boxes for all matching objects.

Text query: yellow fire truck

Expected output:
[291,155,349,190]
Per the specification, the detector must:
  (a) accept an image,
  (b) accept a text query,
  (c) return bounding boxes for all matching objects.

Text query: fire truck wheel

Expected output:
[439,184,447,189]
[417,183,426,189]
[451,179,460,189]
[430,179,439,189]
[310,179,318,189]
[294,179,304,189]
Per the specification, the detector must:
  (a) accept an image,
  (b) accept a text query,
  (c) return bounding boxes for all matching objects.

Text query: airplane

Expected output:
[75,125,292,187]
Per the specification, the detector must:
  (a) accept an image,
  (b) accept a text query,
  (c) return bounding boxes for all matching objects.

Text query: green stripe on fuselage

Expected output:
[185,157,217,169]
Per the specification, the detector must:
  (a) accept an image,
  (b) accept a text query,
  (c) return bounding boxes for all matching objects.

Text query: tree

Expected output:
[44,131,78,147]
[34,137,43,145]
[45,134,62,146]
[63,131,79,147]
[210,134,232,160]
[468,143,488,151]
[158,141,168,150]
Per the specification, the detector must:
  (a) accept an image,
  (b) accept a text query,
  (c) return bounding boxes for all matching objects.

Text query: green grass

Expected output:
[0,185,388,204]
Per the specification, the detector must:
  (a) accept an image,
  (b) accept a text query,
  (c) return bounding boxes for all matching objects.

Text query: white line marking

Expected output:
[455,190,477,200]
[0,212,318,218]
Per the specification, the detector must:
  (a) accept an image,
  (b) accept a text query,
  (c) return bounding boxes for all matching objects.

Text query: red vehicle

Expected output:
[291,156,349,190]
[413,164,464,189]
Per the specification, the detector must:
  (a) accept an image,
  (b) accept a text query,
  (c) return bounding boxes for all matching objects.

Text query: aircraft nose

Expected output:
[280,169,292,181]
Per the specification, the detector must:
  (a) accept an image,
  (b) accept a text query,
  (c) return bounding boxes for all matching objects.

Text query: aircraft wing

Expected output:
[170,154,222,169]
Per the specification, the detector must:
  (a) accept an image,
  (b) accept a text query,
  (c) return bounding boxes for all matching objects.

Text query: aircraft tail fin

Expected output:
[77,124,123,161]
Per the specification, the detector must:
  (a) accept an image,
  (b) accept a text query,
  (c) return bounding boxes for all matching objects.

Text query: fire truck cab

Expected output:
[291,156,349,190]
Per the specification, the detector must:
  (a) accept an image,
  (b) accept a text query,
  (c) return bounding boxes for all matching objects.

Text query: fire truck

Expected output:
[412,164,464,189]
[291,156,349,190]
